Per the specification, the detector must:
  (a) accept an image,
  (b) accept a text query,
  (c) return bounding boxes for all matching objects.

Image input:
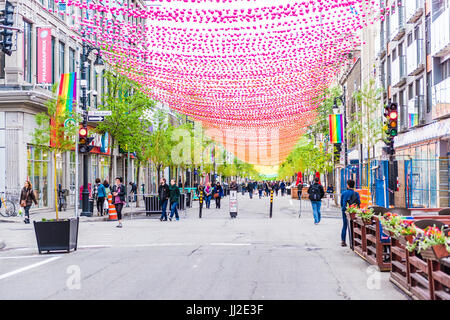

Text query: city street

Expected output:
[0,194,407,300]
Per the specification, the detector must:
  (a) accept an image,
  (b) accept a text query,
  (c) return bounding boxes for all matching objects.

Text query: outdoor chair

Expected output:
[389,207,412,216]
[438,208,450,216]
[414,219,446,231]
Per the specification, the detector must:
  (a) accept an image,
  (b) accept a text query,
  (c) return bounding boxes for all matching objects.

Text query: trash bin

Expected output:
[89,199,94,213]
[185,192,192,208]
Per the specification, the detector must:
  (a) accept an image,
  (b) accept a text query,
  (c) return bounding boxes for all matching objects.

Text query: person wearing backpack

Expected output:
[340,179,361,247]
[308,177,325,225]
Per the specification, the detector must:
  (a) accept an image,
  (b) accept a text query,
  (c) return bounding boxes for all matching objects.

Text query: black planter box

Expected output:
[33,217,79,254]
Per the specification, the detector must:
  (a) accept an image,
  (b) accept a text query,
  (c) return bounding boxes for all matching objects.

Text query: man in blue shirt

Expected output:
[340,179,361,247]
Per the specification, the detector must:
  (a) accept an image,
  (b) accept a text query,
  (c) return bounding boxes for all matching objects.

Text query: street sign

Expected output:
[229,190,238,214]
[87,116,105,122]
[64,118,76,127]
[88,110,112,116]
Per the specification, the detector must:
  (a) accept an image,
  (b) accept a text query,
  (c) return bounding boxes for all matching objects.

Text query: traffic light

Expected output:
[78,127,94,153]
[383,103,398,156]
[387,102,398,137]
[0,1,14,56]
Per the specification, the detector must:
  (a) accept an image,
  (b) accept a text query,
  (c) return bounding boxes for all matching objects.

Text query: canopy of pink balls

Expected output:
[51,0,386,165]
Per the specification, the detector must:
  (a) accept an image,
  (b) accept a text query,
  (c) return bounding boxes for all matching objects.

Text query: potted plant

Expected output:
[357,208,375,225]
[31,82,81,254]
[346,204,361,220]
[406,226,450,261]
[379,212,403,238]
[397,220,418,246]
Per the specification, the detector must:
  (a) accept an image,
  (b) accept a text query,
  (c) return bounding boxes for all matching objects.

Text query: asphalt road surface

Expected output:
[0,193,407,300]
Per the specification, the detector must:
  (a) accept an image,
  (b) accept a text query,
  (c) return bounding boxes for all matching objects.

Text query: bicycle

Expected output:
[0,192,17,217]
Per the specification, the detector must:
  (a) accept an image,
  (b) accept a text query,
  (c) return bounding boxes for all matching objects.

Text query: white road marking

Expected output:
[210,243,252,246]
[0,257,60,281]
[78,245,112,249]
[0,255,57,259]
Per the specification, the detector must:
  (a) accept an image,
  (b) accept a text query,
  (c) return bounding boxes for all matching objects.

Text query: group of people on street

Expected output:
[92,177,127,228]
[238,180,289,199]
[158,178,181,221]
[195,181,224,209]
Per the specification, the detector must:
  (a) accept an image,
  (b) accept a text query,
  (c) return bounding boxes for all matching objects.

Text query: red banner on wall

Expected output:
[37,27,52,84]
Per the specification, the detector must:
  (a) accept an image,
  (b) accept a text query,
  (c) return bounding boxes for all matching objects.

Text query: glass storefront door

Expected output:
[27,146,50,208]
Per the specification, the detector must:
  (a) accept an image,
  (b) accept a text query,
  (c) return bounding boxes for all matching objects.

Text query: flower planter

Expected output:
[419,244,449,261]
[358,217,373,225]
[33,218,79,254]
[346,212,357,220]
[398,235,415,246]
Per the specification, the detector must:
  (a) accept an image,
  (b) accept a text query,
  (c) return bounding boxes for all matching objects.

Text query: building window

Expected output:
[59,41,65,79]
[407,33,413,46]
[48,0,55,11]
[23,20,32,83]
[392,48,397,61]
[408,83,414,100]
[442,59,450,80]
[27,145,50,208]
[69,48,75,73]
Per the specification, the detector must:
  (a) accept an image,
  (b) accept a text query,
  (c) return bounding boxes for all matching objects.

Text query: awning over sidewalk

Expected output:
[394,118,450,149]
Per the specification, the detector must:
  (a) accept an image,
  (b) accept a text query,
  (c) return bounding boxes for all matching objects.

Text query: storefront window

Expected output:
[56,152,63,186]
[27,145,50,208]
[91,154,98,183]
[99,155,110,183]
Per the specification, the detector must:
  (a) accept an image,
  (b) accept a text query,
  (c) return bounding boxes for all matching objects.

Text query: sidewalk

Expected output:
[0,202,148,224]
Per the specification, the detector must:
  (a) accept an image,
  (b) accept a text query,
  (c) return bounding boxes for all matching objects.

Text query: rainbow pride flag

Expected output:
[329,114,344,144]
[57,72,77,114]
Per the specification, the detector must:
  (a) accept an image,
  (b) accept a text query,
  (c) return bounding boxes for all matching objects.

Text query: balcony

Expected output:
[392,55,407,88]
[390,5,406,41]
[407,95,426,127]
[406,0,424,24]
[407,39,425,76]
[431,6,450,57]
[432,77,450,120]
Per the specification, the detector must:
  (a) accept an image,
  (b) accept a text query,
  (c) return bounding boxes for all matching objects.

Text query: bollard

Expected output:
[199,191,203,219]
[270,190,273,218]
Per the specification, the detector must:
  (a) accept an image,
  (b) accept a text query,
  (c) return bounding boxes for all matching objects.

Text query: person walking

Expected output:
[340,179,361,247]
[308,177,325,225]
[95,178,107,216]
[129,181,138,202]
[257,181,263,199]
[247,181,254,199]
[112,177,126,228]
[213,182,224,209]
[204,182,212,209]
[169,179,181,221]
[20,180,37,224]
[280,181,286,196]
[264,181,269,197]
[103,180,111,215]
[274,181,280,196]
[158,178,170,221]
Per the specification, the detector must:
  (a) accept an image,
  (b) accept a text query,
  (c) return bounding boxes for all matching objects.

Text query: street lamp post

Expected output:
[80,41,104,217]
[333,86,348,168]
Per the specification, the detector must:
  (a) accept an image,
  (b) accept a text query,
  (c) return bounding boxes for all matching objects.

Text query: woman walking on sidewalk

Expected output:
[169,179,181,221]
[20,180,37,224]
[112,177,126,228]
[213,182,224,209]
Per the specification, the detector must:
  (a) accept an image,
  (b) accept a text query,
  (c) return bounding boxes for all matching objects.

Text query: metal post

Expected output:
[75,134,79,218]
[270,189,273,218]
[343,85,348,168]
[199,190,203,219]
[80,41,91,217]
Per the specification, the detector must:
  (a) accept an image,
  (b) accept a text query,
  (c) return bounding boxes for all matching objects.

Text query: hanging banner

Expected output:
[329,114,344,144]
[37,27,52,84]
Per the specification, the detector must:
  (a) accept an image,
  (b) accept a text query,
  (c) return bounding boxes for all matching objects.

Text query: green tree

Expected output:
[349,78,384,188]
[32,84,82,219]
